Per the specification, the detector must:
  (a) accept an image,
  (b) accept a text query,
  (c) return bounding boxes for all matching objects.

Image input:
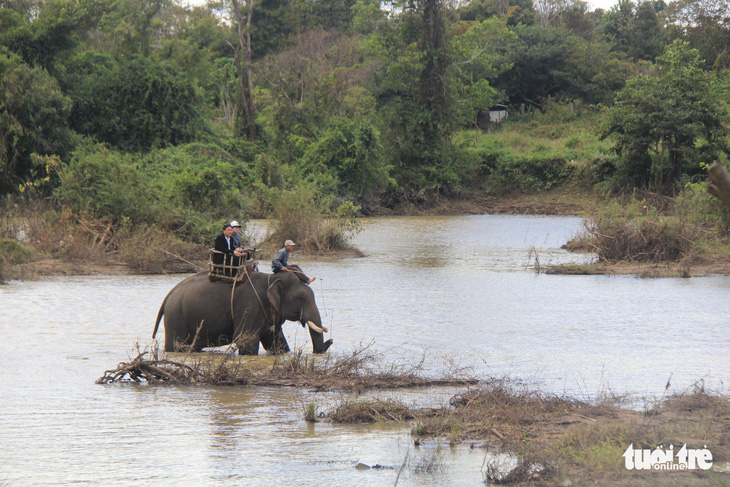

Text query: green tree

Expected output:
[60,53,206,151]
[495,25,574,108]
[664,0,730,69]
[0,50,71,192]
[600,0,665,61]
[373,0,458,203]
[603,40,727,193]
[449,17,516,126]
[299,118,392,207]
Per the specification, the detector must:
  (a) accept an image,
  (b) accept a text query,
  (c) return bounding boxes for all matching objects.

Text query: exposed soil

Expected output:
[547,256,730,278]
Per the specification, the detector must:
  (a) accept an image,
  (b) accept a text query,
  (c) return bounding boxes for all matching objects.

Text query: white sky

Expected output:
[182,0,622,14]
[588,0,620,11]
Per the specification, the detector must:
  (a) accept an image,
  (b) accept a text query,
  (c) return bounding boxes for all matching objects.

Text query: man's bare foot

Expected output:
[307,277,316,285]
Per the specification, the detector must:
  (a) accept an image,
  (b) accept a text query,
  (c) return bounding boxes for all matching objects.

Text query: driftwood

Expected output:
[95,352,200,384]
[707,161,730,211]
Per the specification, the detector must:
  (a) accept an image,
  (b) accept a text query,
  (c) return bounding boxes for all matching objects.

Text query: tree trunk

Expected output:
[230,0,256,141]
[707,162,730,211]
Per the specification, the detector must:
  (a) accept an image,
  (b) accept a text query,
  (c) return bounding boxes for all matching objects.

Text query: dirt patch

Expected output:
[548,255,730,277]
[373,189,598,217]
[2,256,202,281]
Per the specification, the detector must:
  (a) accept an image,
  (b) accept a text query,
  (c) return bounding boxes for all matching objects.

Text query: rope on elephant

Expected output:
[241,263,272,325]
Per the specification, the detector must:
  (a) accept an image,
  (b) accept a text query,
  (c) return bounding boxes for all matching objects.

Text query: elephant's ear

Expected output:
[266,279,283,313]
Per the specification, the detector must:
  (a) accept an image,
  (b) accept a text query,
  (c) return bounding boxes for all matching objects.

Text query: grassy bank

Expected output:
[98,347,730,485]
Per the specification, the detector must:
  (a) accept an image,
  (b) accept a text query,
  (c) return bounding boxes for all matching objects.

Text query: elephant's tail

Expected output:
[152,295,167,339]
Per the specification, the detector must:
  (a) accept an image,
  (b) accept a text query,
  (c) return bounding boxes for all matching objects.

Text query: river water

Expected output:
[1,214,729,485]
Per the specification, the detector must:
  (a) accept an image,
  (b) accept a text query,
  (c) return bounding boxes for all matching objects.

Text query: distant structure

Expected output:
[487,104,509,123]
[476,104,509,130]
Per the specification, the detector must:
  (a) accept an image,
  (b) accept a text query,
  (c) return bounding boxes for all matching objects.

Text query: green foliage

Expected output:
[676,179,730,233]
[603,40,728,193]
[55,144,156,224]
[0,49,72,192]
[0,238,34,265]
[299,118,393,207]
[60,53,206,151]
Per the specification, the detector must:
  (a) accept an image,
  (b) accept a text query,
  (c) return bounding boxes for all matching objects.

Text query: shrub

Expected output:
[584,201,702,262]
[0,238,34,265]
[485,152,574,194]
[299,118,393,208]
[266,183,362,252]
[55,145,156,224]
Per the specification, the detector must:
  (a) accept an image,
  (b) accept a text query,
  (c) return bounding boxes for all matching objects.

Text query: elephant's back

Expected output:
[167,272,236,321]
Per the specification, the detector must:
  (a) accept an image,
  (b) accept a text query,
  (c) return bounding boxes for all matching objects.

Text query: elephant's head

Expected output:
[266,272,333,353]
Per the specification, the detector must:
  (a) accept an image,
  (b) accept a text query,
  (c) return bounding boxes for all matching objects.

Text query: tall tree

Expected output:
[603,40,727,192]
[228,0,256,140]
[0,50,71,191]
[664,0,730,69]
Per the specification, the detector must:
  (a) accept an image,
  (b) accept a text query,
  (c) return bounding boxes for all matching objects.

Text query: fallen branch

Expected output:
[156,248,204,271]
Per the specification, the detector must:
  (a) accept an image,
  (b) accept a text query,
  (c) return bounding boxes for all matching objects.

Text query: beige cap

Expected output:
[285,240,296,246]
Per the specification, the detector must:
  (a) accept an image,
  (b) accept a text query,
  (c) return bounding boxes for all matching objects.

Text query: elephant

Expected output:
[152,270,333,355]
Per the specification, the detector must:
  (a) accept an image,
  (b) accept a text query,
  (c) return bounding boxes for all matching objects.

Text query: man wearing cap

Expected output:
[230,220,243,249]
[272,240,315,285]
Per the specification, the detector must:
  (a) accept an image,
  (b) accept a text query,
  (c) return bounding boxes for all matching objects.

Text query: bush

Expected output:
[299,118,393,209]
[0,238,34,265]
[55,144,156,224]
[266,183,362,253]
[584,201,702,262]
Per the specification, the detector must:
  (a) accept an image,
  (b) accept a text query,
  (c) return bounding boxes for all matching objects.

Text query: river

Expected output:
[1,214,729,485]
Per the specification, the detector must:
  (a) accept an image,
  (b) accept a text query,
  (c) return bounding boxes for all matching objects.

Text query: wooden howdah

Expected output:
[208,248,260,283]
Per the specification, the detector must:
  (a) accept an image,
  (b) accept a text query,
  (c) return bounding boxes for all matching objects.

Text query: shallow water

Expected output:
[1,214,729,485]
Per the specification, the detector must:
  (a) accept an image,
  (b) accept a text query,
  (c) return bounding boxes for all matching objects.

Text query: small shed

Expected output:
[487,104,509,123]
[476,104,509,130]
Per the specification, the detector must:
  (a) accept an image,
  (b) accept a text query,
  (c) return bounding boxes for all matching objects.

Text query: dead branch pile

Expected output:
[327,399,421,423]
[96,345,476,391]
[95,352,202,384]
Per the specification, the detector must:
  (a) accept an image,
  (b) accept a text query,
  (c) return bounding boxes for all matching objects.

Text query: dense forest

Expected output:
[0,0,729,264]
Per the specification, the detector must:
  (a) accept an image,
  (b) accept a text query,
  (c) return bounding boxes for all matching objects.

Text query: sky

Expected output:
[183,0,622,14]
[588,0,619,11]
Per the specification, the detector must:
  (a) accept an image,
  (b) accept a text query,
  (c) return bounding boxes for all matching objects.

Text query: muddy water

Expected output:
[1,214,729,485]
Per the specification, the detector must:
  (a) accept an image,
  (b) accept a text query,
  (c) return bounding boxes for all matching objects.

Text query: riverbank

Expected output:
[3,188,730,280]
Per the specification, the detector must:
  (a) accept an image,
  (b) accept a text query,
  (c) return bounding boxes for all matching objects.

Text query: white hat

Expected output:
[230,220,241,227]
[285,240,296,246]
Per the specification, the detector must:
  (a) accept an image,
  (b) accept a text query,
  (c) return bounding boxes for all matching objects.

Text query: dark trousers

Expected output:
[274,264,310,284]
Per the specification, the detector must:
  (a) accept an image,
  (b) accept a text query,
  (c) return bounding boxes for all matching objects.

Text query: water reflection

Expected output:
[1,214,729,485]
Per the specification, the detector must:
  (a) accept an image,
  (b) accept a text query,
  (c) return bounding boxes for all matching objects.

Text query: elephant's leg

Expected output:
[260,325,290,354]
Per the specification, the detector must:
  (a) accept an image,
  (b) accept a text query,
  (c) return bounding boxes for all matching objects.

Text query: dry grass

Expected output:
[328,398,418,423]
[583,216,702,263]
[0,199,206,278]
[321,379,730,485]
[96,343,476,391]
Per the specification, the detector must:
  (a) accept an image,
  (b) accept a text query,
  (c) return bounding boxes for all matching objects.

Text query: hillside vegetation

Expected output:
[0,0,728,278]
